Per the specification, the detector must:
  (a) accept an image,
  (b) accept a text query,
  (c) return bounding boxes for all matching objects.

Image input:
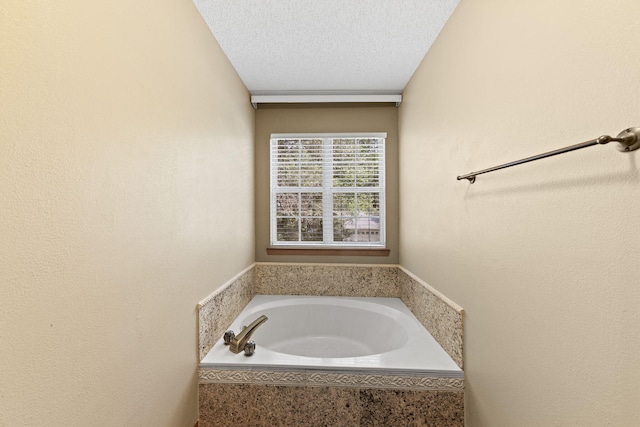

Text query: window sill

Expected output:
[266,247,390,257]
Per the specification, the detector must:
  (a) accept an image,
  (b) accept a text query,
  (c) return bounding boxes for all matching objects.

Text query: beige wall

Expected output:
[0,1,254,426]
[399,1,640,426]
[255,105,399,264]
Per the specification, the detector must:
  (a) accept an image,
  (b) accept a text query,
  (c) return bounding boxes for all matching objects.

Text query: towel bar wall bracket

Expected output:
[457,127,640,183]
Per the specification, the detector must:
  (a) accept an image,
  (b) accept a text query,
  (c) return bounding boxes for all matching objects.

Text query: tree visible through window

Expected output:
[270,133,386,247]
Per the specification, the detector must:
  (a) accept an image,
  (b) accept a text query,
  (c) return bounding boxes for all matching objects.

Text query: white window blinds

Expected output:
[270,133,386,247]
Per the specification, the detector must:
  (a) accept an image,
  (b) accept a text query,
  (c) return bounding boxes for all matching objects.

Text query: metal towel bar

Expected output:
[457,127,640,183]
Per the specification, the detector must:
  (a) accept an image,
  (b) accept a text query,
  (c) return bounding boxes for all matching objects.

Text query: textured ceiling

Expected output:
[194,0,459,95]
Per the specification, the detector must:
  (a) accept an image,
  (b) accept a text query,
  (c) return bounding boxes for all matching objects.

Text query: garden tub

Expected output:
[200,295,462,378]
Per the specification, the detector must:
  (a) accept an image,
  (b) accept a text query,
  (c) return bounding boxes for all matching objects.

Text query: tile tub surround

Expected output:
[199,383,463,427]
[399,267,464,369]
[254,262,399,297]
[198,263,465,424]
[197,265,255,361]
[198,262,464,368]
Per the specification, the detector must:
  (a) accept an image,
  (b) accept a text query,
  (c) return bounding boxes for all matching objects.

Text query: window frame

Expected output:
[269,132,386,248]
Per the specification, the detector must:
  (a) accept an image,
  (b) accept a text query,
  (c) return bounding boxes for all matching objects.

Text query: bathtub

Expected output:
[200,295,463,379]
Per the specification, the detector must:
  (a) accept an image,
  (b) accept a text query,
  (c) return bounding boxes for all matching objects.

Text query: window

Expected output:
[270,133,386,247]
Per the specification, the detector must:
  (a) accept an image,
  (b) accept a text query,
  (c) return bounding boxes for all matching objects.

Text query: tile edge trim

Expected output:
[199,368,464,391]
[197,263,256,309]
[398,266,464,314]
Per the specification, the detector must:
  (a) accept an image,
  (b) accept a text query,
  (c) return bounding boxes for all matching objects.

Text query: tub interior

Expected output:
[201,295,463,378]
[239,303,408,358]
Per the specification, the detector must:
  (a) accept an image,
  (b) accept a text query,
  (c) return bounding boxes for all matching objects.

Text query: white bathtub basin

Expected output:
[251,301,408,358]
[200,295,463,378]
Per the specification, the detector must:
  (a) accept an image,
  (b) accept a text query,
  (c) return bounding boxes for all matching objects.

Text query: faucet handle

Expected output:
[244,340,256,356]
[223,330,235,345]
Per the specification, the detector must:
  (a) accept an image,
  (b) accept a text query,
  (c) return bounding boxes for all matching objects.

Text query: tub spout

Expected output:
[228,315,268,354]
